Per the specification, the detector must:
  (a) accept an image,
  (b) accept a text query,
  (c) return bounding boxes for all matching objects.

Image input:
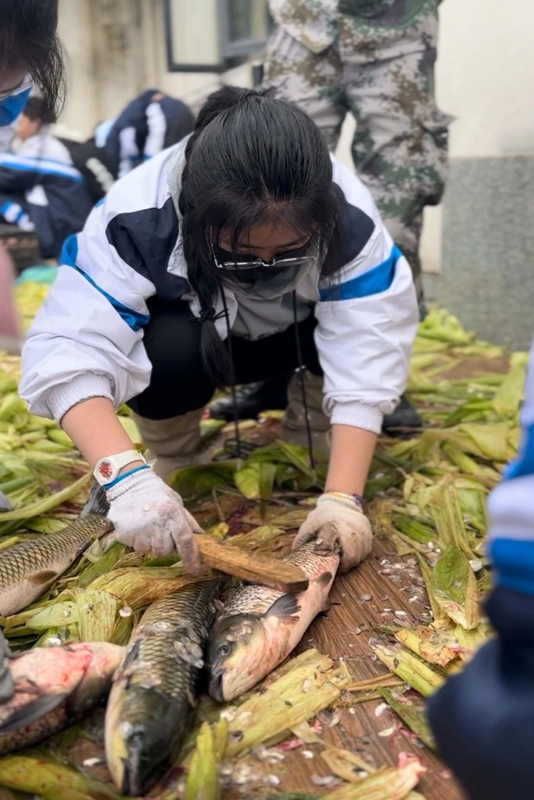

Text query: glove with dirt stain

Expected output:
[106,468,202,573]
[293,492,373,573]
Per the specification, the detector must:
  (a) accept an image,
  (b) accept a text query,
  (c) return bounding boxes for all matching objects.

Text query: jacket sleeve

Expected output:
[315,157,419,433]
[0,151,39,193]
[19,161,164,422]
[428,338,534,800]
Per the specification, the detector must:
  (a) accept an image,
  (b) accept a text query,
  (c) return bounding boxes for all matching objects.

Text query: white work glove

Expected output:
[105,468,202,573]
[293,492,373,573]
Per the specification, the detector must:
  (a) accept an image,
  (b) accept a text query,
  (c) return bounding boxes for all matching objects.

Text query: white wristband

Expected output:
[93,450,146,486]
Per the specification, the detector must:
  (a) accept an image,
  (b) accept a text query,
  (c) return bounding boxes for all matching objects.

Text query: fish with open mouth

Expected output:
[0,641,124,755]
[105,579,222,796]
[207,541,340,702]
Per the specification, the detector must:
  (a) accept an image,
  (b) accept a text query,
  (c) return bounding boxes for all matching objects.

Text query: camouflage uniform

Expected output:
[264,0,452,300]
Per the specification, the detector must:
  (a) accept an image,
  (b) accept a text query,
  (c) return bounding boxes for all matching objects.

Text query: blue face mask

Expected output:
[0,85,31,127]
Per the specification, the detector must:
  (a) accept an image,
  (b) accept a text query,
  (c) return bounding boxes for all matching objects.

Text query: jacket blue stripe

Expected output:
[490,538,534,595]
[319,245,401,302]
[503,422,534,480]
[0,159,85,184]
[61,235,150,332]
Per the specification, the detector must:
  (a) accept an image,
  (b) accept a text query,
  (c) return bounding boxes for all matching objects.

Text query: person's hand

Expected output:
[105,468,202,573]
[293,491,372,573]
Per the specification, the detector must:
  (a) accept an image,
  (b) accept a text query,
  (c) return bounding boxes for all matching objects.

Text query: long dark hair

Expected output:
[178,86,338,386]
[0,0,65,122]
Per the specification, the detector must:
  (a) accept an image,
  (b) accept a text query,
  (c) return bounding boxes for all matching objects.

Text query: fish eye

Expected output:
[217,643,232,657]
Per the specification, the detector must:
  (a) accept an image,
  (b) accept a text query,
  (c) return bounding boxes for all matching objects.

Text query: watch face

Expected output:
[98,460,113,481]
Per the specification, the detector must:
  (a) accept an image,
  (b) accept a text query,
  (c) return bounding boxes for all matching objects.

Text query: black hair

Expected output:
[178,86,338,386]
[21,95,49,123]
[0,0,65,123]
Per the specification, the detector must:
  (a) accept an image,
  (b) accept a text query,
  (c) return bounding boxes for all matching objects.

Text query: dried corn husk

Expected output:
[374,646,445,697]
[225,650,350,756]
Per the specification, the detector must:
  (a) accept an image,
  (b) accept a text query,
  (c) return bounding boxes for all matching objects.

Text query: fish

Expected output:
[105,579,222,796]
[207,542,340,702]
[0,513,113,617]
[0,641,124,755]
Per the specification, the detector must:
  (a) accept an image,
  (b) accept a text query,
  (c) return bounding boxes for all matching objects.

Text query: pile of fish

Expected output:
[0,498,343,794]
[0,293,527,799]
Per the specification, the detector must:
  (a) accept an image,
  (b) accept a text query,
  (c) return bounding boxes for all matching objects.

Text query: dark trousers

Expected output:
[128,299,322,420]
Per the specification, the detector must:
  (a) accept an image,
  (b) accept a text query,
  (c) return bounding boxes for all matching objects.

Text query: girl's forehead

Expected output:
[220,222,308,249]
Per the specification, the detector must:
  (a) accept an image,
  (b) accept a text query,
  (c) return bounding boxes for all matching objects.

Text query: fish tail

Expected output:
[81,483,110,517]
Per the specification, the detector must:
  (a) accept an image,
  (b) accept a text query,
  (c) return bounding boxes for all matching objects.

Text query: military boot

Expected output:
[133,408,205,482]
[209,373,291,422]
[281,371,331,458]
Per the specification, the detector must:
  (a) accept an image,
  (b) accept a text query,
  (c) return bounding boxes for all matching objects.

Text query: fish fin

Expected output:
[0,490,13,512]
[315,571,333,588]
[319,598,332,616]
[115,640,140,682]
[263,593,301,621]
[0,692,69,733]
[28,570,60,586]
[81,482,110,517]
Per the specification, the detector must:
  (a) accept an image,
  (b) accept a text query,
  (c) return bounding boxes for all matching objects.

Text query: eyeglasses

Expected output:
[211,243,315,272]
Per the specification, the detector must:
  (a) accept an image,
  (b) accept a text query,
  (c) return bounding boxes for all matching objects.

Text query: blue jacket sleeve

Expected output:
[428,338,534,800]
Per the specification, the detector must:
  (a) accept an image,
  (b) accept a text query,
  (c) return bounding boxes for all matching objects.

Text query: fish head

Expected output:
[106,682,188,796]
[67,642,125,716]
[207,612,278,702]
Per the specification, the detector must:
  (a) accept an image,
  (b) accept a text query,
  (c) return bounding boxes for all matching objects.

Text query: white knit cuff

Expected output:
[45,374,114,423]
[330,401,384,434]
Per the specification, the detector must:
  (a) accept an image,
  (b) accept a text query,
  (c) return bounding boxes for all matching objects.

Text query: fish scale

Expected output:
[0,514,112,617]
[124,581,219,700]
[105,579,222,796]
[219,542,337,618]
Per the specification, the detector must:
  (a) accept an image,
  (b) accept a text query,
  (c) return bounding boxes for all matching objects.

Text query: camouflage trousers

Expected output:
[263,0,452,301]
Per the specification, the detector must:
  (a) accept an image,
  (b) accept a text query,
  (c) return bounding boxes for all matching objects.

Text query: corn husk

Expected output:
[225,650,350,757]
[378,688,435,748]
[0,755,127,800]
[323,754,424,799]
[184,718,228,800]
[374,646,445,697]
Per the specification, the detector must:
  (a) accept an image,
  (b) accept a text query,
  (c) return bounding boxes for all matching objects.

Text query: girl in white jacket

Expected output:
[20,87,418,574]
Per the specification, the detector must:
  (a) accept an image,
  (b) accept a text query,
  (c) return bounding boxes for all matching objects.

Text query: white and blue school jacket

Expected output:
[20,141,419,430]
[104,89,195,179]
[0,132,94,259]
[428,339,534,799]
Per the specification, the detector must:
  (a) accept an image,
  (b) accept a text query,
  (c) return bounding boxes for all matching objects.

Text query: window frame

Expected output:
[163,0,269,73]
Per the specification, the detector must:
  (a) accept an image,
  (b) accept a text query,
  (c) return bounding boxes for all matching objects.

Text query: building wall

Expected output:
[57,0,534,298]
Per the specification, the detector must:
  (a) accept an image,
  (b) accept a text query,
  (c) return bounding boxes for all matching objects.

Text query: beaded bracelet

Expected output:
[325,490,365,509]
